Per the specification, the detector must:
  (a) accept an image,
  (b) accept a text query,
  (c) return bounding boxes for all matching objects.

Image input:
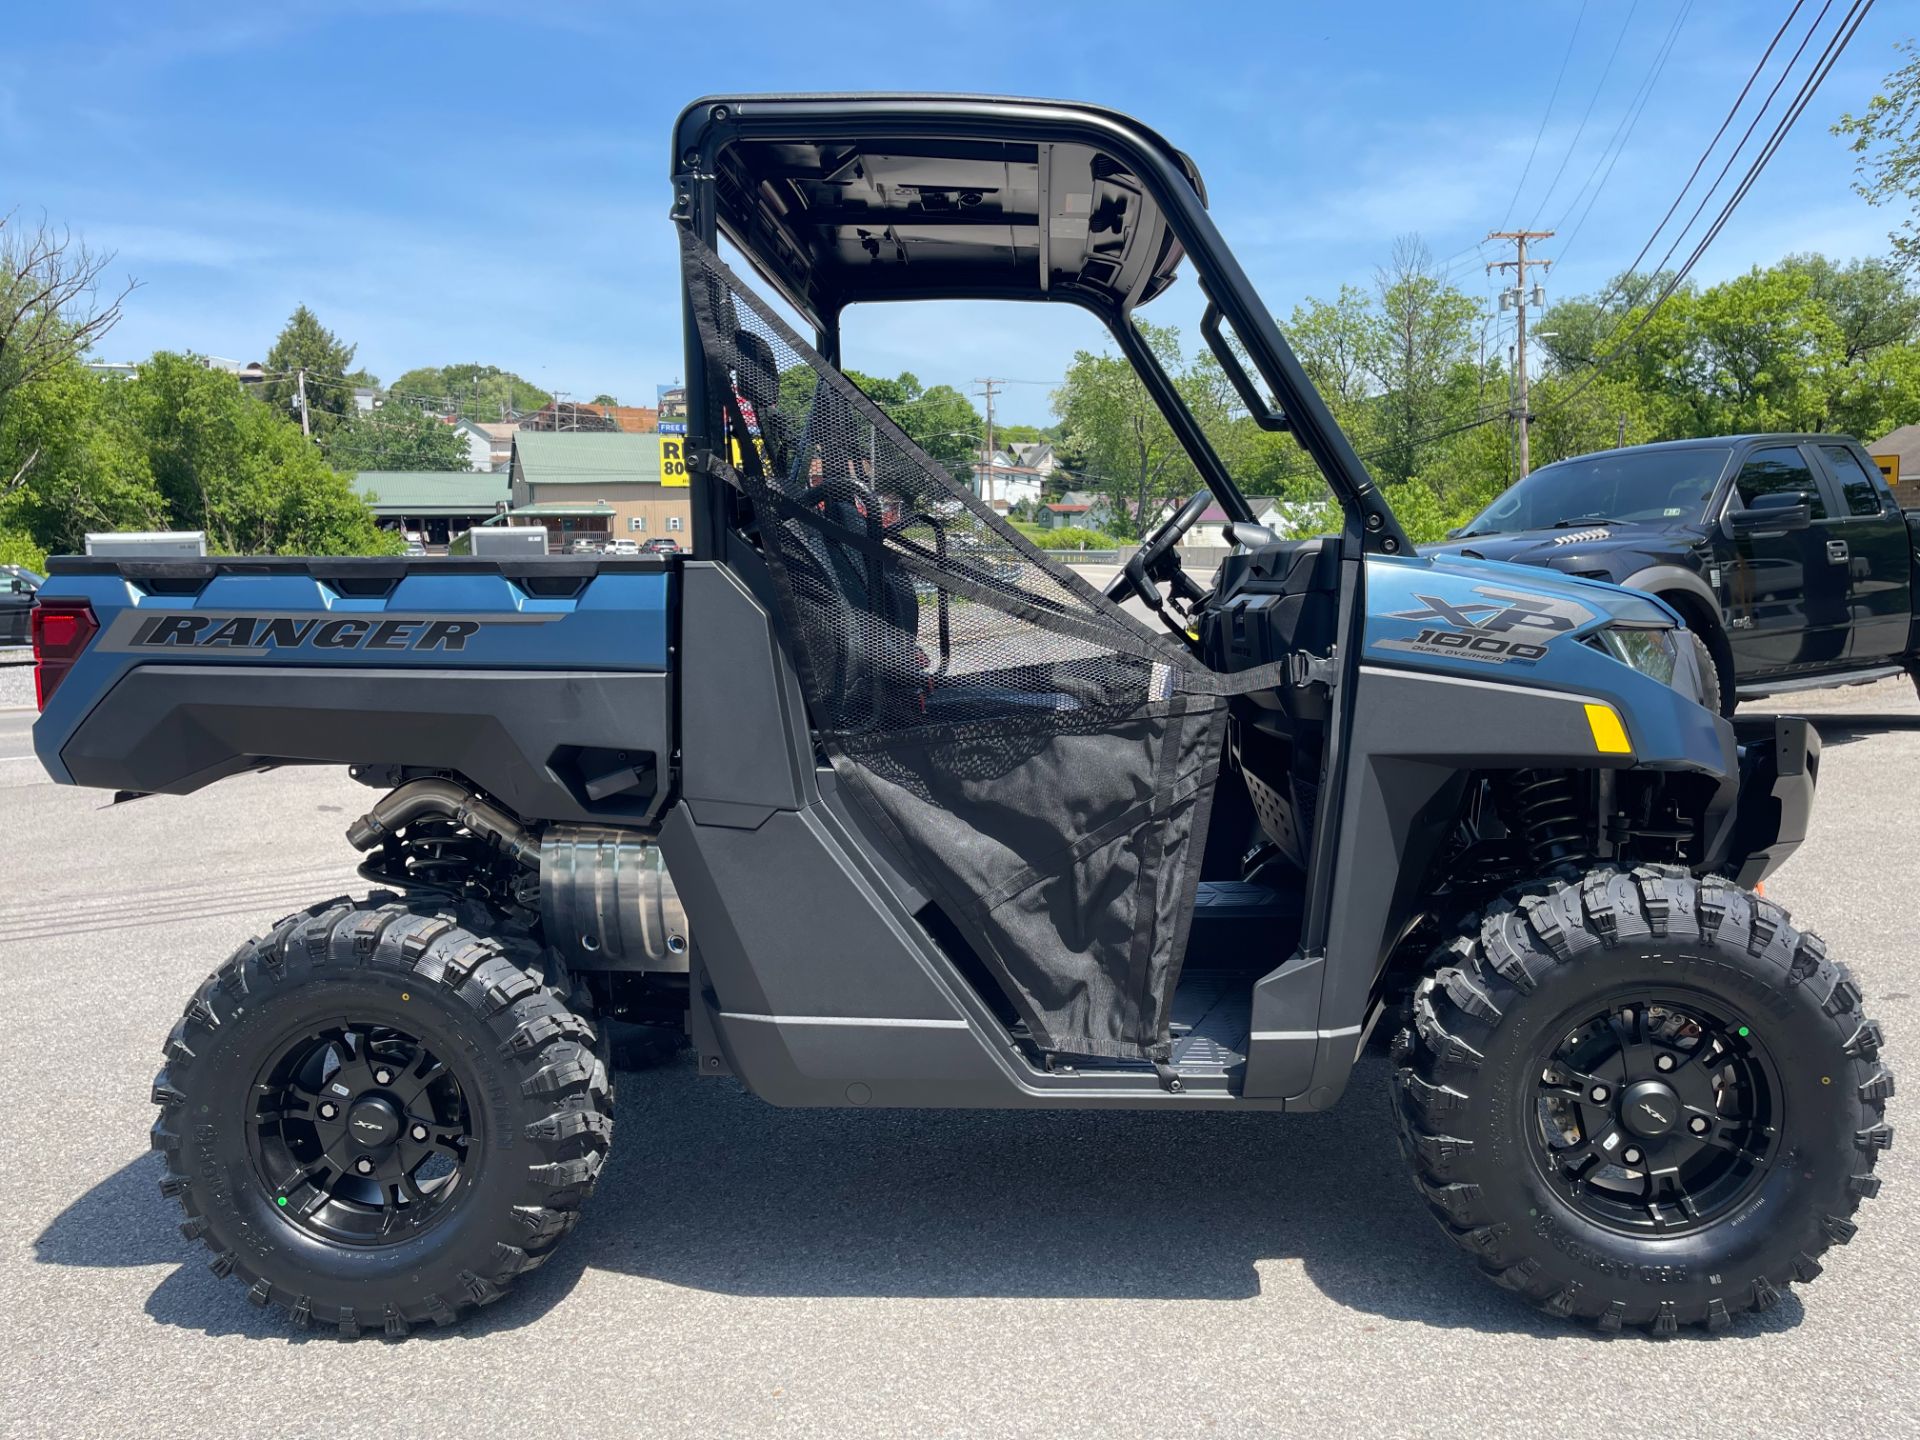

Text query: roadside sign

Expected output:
[659,434,690,487]
[657,421,688,435]
[1873,453,1900,489]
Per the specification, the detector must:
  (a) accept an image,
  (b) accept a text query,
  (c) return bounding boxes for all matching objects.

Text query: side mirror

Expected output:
[1729,491,1812,535]
[1225,521,1276,550]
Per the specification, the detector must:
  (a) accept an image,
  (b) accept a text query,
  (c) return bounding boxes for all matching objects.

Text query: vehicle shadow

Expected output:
[1798,713,1920,749]
[35,1053,1804,1343]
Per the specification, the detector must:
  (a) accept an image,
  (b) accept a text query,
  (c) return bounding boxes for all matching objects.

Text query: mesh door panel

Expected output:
[684,231,1229,1061]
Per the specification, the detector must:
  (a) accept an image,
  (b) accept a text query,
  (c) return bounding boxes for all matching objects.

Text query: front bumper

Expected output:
[1722,715,1818,887]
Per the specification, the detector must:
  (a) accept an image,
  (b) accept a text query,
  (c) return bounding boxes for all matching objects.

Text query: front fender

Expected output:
[1250,554,1744,1107]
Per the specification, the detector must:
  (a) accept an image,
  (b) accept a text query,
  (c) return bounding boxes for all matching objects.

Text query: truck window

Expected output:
[1819,444,1888,518]
[1734,447,1826,519]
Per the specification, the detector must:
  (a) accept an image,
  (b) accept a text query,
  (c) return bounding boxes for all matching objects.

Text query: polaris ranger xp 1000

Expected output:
[29,95,1892,1338]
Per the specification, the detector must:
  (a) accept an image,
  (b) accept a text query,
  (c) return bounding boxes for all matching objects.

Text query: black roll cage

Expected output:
[668,93,1410,561]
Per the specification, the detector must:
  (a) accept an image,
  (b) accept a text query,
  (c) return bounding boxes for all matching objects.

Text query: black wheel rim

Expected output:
[248,1020,475,1246]
[1529,993,1781,1236]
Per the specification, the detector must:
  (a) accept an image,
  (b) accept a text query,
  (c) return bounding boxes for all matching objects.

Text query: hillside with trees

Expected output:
[386,364,551,422]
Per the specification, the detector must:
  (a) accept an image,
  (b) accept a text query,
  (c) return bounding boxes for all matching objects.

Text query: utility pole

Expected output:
[1487,230,1552,476]
[974,378,1004,506]
[296,367,311,436]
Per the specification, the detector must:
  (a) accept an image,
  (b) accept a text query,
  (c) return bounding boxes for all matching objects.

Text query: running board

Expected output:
[1737,663,1906,699]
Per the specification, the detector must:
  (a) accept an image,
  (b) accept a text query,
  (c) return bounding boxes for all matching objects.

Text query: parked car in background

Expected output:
[604,537,641,555]
[403,539,427,557]
[1,564,42,646]
[569,537,604,555]
[639,537,682,555]
[1426,434,1920,711]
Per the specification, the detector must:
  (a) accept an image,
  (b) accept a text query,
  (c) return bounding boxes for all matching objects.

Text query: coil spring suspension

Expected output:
[1504,770,1591,868]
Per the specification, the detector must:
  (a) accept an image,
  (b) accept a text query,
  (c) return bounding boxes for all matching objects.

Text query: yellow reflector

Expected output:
[1584,703,1631,755]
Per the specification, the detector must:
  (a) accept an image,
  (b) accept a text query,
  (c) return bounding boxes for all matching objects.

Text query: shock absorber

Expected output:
[1504,770,1591,869]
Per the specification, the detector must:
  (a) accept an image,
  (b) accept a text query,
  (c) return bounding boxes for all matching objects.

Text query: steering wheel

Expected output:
[1103,488,1213,617]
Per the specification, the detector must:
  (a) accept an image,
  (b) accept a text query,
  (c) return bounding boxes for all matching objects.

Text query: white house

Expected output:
[970,458,1045,509]
[1145,494,1310,548]
[1008,441,1058,476]
[451,419,508,473]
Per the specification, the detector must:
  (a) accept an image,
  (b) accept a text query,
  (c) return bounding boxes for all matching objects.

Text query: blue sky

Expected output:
[3,1,1909,426]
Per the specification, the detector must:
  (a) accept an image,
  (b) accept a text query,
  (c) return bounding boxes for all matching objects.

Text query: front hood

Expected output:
[1362,551,1715,754]
[1424,520,1695,577]
[1364,549,1682,685]
[1383,548,1678,628]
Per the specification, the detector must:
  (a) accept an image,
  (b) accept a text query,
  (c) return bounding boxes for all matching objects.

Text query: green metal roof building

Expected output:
[509,430,663,487]
[509,430,690,549]
[352,470,512,546]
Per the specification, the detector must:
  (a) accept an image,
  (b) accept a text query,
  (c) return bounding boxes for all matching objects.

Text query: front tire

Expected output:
[150,897,613,1337]
[1393,868,1892,1334]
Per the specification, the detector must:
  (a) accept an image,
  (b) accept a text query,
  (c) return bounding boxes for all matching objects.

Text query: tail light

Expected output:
[31,600,98,711]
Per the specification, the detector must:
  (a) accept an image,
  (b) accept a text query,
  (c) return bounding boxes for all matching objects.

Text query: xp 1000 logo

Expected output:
[1374,586,1593,667]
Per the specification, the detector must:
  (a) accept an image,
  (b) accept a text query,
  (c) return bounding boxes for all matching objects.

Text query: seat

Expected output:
[729,333,927,734]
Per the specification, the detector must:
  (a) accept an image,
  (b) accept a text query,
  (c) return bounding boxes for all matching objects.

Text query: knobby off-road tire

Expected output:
[151,896,613,1337]
[1393,867,1892,1335]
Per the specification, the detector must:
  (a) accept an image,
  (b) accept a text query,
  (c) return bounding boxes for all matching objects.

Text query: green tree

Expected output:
[844,370,981,479]
[590,392,618,406]
[0,356,165,554]
[1286,284,1377,414]
[262,306,364,433]
[1052,322,1201,538]
[1779,252,1920,361]
[1835,39,1920,275]
[324,406,473,472]
[1534,254,1920,455]
[123,352,397,554]
[388,364,551,421]
[1367,236,1484,488]
[1,214,136,422]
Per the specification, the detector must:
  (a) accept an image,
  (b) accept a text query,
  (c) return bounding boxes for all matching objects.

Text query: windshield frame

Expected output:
[676,95,1409,559]
[1457,445,1737,539]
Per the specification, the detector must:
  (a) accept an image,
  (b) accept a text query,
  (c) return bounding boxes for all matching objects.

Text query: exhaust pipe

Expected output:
[541,826,689,972]
[346,778,542,870]
[345,781,689,971]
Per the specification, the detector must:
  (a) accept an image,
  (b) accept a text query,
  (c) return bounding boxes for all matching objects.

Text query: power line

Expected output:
[1501,0,1590,229]
[1525,0,1644,230]
[1542,0,1875,416]
[1618,0,1839,308]
[1553,0,1695,265]
[1584,0,1809,322]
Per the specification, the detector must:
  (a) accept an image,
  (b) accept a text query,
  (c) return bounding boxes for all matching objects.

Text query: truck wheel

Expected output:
[1685,630,1727,717]
[1392,868,1892,1334]
[150,897,613,1337]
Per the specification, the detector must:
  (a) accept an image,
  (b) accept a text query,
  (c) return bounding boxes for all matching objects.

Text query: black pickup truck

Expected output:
[1427,433,1920,711]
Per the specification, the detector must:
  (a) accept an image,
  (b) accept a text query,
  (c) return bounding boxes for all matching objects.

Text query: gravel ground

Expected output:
[0,656,34,708]
[0,684,1913,1440]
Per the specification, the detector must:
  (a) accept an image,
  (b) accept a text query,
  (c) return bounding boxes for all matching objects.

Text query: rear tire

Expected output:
[1392,867,1892,1334]
[150,896,613,1337]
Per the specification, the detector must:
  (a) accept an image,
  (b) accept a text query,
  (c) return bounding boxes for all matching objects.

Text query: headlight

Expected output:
[1593,624,1679,686]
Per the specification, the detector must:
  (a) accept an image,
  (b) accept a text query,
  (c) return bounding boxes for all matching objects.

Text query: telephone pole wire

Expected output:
[973,378,1004,506]
[1487,230,1553,475]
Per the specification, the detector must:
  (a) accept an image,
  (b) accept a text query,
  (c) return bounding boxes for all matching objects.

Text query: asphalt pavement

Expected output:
[1,681,1915,1440]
